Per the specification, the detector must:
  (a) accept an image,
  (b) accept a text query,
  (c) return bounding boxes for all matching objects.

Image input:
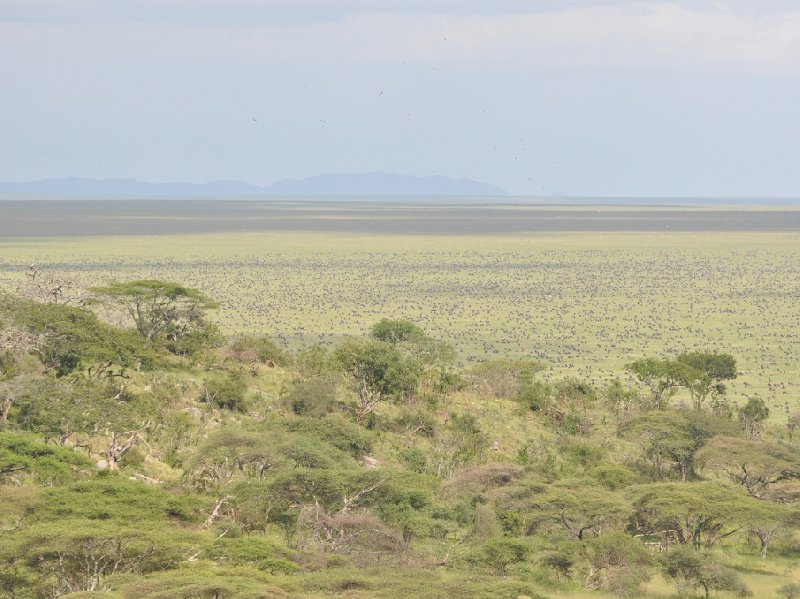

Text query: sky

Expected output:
[1,0,799,196]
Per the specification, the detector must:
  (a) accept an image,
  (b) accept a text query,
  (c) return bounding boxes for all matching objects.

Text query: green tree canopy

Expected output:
[580,532,653,595]
[632,481,782,551]
[5,375,140,445]
[738,396,770,440]
[627,351,737,412]
[0,293,157,376]
[695,435,800,501]
[626,357,683,410]
[619,410,736,481]
[91,280,219,353]
[371,319,427,344]
[334,338,419,424]
[661,545,749,599]
[675,351,737,412]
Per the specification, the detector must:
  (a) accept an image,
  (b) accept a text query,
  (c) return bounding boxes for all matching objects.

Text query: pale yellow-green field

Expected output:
[1,231,799,419]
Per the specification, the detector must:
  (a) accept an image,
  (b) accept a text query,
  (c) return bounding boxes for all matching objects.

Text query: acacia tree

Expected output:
[619,411,734,481]
[371,319,427,344]
[532,482,631,540]
[91,280,218,348]
[633,481,780,551]
[745,502,791,559]
[186,428,287,489]
[675,351,737,412]
[10,376,138,446]
[627,352,737,412]
[626,358,683,410]
[661,545,748,599]
[580,532,652,595]
[695,435,800,500]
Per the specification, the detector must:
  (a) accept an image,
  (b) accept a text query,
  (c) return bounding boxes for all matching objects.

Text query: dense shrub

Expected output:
[0,432,92,484]
[283,377,337,417]
[203,375,248,411]
[0,294,159,375]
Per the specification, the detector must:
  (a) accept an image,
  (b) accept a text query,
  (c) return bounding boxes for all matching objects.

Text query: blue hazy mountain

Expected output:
[0,177,263,197]
[264,172,508,196]
[0,173,508,198]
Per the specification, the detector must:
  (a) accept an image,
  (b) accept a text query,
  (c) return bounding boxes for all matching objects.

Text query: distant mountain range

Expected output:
[0,173,508,198]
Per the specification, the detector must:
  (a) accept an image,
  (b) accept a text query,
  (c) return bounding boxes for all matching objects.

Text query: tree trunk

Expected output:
[655,455,664,481]
[1,397,12,423]
[758,533,769,559]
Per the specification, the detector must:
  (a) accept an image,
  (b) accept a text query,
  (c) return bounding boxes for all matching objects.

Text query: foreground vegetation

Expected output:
[1,275,799,598]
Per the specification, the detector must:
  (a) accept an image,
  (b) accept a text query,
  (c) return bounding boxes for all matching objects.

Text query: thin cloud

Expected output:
[2,0,799,24]
[4,4,799,74]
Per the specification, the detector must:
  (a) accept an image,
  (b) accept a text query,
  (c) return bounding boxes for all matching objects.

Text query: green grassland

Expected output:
[1,230,798,417]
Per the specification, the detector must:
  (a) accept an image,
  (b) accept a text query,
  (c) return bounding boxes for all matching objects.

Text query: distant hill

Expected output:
[0,177,263,197]
[0,173,508,198]
[264,172,508,196]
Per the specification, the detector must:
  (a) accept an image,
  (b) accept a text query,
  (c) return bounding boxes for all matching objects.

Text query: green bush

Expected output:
[281,415,373,459]
[472,538,532,575]
[283,377,337,417]
[7,375,141,444]
[208,536,299,574]
[203,375,248,411]
[31,478,201,525]
[0,350,18,381]
[661,546,749,599]
[0,432,92,484]
[779,583,800,599]
[540,551,574,579]
[228,335,288,365]
[0,294,159,375]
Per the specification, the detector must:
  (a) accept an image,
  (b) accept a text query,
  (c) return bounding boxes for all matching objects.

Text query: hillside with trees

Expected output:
[1,281,799,598]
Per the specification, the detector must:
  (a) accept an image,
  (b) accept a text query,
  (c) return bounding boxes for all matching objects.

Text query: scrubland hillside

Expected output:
[1,280,799,599]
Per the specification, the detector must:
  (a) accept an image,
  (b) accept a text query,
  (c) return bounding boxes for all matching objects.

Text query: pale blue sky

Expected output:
[1,0,799,196]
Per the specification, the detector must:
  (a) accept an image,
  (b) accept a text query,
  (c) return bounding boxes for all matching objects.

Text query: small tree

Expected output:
[203,375,248,412]
[371,319,456,395]
[334,339,418,424]
[633,481,776,551]
[604,379,642,417]
[676,351,737,412]
[626,357,682,410]
[695,436,800,500]
[778,583,800,599]
[530,482,631,540]
[0,294,155,376]
[581,532,652,596]
[371,319,427,344]
[661,546,749,599]
[0,351,17,382]
[283,377,337,417]
[738,397,769,440]
[476,538,530,575]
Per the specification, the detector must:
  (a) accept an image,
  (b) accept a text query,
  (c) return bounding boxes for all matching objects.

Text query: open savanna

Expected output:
[1,227,798,420]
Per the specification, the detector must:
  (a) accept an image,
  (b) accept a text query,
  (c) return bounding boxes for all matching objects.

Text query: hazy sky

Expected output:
[2,0,799,196]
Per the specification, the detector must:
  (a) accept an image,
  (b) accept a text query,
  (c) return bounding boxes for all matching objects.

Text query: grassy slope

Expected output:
[2,276,800,597]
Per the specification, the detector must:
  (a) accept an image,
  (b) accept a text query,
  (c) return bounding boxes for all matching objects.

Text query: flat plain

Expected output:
[1,200,799,417]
